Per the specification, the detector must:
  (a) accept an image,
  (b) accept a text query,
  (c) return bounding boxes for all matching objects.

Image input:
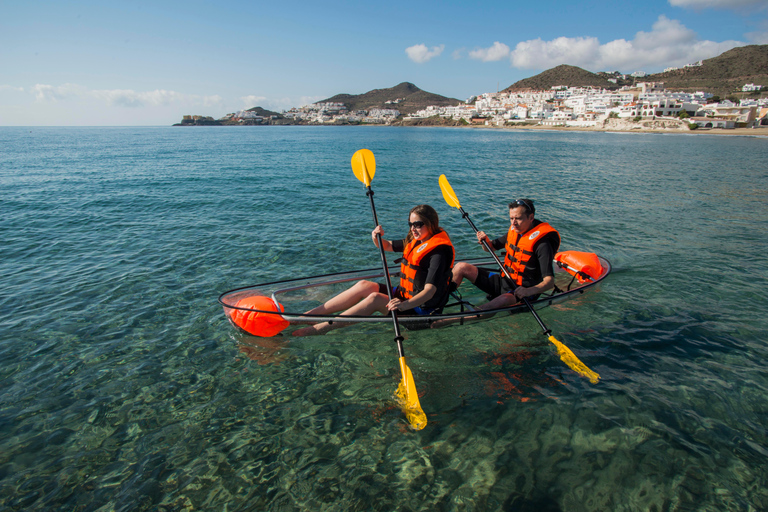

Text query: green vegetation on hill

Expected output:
[645,45,768,97]
[246,106,283,118]
[318,82,462,115]
[502,45,768,97]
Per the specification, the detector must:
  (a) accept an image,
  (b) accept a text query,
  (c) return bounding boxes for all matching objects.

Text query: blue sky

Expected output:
[1,0,766,125]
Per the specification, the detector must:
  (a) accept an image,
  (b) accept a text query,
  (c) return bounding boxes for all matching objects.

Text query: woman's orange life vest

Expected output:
[502,222,560,287]
[398,230,455,300]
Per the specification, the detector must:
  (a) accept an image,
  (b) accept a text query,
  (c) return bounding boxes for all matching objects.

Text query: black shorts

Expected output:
[473,268,517,299]
[376,283,440,316]
[473,268,547,302]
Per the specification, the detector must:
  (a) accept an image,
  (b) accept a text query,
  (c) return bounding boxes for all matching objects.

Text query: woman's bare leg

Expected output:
[303,280,381,316]
[293,291,390,336]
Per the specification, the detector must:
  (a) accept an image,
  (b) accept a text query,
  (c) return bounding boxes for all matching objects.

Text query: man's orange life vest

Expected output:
[399,230,455,299]
[502,222,560,287]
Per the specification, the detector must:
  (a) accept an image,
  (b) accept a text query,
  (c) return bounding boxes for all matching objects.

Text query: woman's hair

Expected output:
[405,204,443,244]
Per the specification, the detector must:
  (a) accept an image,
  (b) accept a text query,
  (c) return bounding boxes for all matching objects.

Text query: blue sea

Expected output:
[1,126,767,511]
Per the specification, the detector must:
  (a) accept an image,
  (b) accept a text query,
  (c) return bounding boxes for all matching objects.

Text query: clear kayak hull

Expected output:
[219,253,611,334]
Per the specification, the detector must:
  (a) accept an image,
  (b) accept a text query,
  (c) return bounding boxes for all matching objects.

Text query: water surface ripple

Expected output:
[0,126,766,511]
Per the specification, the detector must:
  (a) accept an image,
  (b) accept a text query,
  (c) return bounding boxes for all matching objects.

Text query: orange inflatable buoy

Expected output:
[555,251,604,283]
[227,296,289,337]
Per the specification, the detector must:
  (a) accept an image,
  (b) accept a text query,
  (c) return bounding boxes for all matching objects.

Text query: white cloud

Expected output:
[0,85,25,93]
[28,84,223,108]
[469,42,511,62]
[746,19,768,42]
[91,89,222,108]
[31,83,87,102]
[669,0,767,8]
[405,44,445,63]
[511,37,600,69]
[508,16,744,72]
[748,30,768,42]
[241,95,267,108]
[92,89,180,107]
[298,96,324,106]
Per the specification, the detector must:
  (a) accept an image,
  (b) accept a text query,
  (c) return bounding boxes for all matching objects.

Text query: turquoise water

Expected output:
[1,126,767,511]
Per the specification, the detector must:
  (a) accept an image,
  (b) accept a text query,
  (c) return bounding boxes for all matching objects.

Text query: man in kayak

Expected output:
[293,204,455,336]
[449,198,560,312]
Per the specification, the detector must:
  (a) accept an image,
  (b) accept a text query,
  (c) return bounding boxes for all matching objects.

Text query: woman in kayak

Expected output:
[293,204,455,336]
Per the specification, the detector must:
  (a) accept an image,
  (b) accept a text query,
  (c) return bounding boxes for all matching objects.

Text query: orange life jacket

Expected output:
[502,221,560,287]
[399,230,455,300]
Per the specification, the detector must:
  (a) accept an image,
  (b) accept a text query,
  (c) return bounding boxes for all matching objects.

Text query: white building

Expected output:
[688,117,735,129]
[700,104,759,126]
[638,82,665,94]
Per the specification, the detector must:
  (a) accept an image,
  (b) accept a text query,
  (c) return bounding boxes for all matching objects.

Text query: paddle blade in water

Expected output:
[438,174,461,209]
[351,149,376,186]
[226,296,289,337]
[394,357,427,430]
[548,335,600,384]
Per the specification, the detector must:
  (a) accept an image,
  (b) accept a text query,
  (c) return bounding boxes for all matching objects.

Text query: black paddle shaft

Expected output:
[366,187,406,355]
[459,207,552,337]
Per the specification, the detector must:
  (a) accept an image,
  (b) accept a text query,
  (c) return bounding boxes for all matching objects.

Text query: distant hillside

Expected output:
[644,44,768,97]
[504,65,616,92]
[318,82,462,115]
[502,45,768,97]
[246,106,282,118]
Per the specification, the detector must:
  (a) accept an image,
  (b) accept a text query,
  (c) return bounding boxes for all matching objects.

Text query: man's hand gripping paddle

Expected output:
[352,149,427,429]
[439,174,600,384]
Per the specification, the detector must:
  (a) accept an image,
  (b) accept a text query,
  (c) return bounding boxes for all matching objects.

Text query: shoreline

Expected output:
[468,123,768,138]
[171,121,768,138]
[391,120,768,138]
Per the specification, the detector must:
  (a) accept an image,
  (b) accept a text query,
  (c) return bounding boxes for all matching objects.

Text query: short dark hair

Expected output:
[509,198,534,215]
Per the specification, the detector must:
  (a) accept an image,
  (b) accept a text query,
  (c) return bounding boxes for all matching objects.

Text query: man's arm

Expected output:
[513,238,556,299]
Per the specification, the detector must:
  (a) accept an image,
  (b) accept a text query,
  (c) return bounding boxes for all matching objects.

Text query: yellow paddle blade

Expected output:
[351,149,376,186]
[548,335,600,384]
[438,174,461,209]
[394,357,427,430]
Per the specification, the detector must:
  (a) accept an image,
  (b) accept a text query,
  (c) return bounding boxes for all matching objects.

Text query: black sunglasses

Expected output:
[510,199,532,213]
[408,221,425,229]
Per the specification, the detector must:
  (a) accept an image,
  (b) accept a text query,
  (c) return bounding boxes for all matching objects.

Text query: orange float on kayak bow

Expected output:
[555,251,604,283]
[227,296,289,337]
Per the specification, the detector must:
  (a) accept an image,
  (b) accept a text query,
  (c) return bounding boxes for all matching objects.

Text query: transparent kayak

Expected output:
[219,252,611,335]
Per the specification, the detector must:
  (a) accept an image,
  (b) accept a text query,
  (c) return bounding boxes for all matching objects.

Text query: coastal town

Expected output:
[176,46,768,131]
[258,81,768,130]
[178,45,768,131]
[182,80,768,131]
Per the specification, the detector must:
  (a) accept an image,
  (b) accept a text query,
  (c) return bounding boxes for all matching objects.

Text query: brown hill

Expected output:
[246,106,282,118]
[504,65,616,92]
[644,44,768,97]
[502,45,768,97]
[318,82,462,115]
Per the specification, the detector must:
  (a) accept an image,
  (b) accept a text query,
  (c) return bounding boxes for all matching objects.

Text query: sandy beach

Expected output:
[504,124,768,137]
[398,117,768,137]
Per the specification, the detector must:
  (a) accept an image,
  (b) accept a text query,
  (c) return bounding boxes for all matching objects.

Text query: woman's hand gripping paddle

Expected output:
[352,149,427,430]
[438,174,600,384]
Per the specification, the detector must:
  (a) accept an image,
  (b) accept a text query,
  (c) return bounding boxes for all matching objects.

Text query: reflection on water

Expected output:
[0,127,767,510]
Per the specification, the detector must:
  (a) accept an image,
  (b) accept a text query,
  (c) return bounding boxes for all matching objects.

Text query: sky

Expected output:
[1,0,767,126]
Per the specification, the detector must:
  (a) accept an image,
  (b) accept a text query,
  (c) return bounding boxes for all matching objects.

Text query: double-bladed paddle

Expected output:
[352,149,428,430]
[438,174,600,384]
